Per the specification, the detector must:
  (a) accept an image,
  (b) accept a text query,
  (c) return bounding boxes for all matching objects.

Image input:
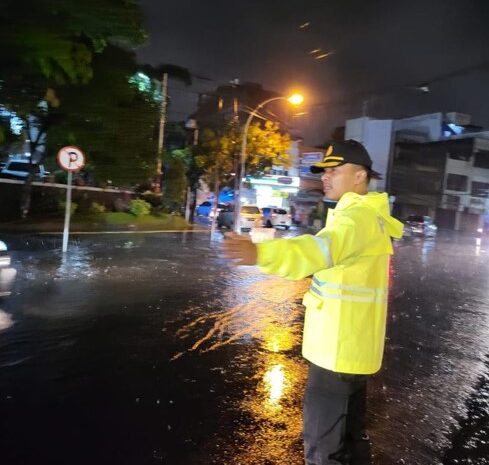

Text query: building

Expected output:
[244,139,301,209]
[195,139,302,211]
[391,137,489,231]
[345,112,489,231]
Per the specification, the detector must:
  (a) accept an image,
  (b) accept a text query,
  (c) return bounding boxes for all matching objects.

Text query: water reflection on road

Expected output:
[174,266,309,464]
[1,230,489,465]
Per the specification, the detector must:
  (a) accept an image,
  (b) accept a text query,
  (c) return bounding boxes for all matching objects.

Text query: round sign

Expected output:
[57,146,85,172]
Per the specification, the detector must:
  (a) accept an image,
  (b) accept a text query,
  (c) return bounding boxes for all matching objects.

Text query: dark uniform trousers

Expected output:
[303,363,372,465]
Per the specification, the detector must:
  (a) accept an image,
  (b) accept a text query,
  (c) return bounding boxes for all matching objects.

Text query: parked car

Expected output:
[196,201,213,217]
[196,202,227,218]
[0,240,16,298]
[217,205,263,231]
[0,158,49,181]
[262,207,292,230]
[404,215,438,238]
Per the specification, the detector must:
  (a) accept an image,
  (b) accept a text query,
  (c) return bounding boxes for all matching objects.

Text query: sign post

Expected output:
[57,146,86,253]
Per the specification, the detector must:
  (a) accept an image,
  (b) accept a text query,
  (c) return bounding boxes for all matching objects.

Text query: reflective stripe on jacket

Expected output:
[256,192,404,374]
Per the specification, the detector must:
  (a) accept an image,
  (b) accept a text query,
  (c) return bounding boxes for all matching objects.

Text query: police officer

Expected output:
[222,139,403,464]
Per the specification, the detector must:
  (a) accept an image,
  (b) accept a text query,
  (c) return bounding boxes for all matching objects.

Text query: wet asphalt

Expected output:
[0,227,488,465]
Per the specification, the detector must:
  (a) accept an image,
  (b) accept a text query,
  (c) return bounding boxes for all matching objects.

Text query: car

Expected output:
[0,158,49,181]
[262,207,292,230]
[404,215,438,238]
[217,205,263,231]
[196,201,213,217]
[0,240,16,298]
[196,202,227,218]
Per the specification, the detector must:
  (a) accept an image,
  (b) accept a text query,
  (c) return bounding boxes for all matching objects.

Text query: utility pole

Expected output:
[155,72,168,193]
[232,95,240,225]
[184,118,199,223]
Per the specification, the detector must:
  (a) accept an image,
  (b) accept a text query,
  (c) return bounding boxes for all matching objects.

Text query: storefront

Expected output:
[244,175,300,209]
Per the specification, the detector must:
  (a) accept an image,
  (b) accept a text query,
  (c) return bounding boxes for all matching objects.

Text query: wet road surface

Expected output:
[0,229,488,464]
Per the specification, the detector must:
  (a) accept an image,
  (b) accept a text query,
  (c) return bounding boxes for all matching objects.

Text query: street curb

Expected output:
[0,222,200,234]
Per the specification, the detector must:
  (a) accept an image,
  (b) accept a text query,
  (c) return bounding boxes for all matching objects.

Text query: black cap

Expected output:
[310,139,382,179]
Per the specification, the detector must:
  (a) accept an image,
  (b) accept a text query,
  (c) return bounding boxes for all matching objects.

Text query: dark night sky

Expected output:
[137,0,489,145]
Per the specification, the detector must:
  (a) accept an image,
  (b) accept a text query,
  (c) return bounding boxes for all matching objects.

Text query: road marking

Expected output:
[37,229,210,235]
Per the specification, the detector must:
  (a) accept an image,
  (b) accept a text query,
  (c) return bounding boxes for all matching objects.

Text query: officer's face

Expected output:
[321,163,367,201]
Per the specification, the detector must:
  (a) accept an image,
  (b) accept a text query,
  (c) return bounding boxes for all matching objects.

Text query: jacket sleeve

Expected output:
[256,233,333,280]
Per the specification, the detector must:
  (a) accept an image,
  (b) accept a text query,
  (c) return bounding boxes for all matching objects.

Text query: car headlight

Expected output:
[0,241,7,252]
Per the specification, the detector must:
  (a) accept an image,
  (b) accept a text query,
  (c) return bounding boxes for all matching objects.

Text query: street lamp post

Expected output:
[233,93,304,233]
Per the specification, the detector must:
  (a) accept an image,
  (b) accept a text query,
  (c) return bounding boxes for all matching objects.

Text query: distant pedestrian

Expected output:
[222,140,403,464]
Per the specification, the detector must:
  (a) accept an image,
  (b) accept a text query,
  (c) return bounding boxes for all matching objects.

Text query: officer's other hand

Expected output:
[220,232,257,266]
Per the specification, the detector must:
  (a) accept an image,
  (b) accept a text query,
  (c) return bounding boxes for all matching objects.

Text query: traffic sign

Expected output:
[57,146,86,253]
[57,146,85,172]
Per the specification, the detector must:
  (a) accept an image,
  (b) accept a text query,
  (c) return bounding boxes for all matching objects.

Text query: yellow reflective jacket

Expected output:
[256,192,404,374]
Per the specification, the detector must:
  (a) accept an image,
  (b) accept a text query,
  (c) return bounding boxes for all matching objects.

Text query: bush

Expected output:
[129,199,151,217]
[140,192,163,208]
[54,170,68,184]
[160,198,184,215]
[31,188,63,215]
[113,197,130,212]
[58,201,78,216]
[88,202,106,214]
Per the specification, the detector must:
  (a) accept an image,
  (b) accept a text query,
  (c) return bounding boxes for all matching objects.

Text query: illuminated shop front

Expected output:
[244,175,300,208]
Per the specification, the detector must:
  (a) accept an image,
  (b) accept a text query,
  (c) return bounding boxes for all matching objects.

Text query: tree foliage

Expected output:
[0,0,149,217]
[0,0,146,110]
[46,45,159,187]
[161,149,188,212]
[195,124,238,191]
[195,120,291,190]
[246,120,291,174]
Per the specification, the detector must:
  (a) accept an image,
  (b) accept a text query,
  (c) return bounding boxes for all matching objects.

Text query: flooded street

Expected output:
[1,229,489,464]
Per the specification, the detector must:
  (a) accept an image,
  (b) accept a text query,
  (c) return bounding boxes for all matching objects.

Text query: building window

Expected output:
[473,150,489,169]
[445,194,460,208]
[446,173,468,191]
[471,181,489,198]
[447,151,471,161]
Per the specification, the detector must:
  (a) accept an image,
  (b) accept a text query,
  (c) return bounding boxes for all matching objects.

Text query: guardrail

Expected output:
[0,178,133,194]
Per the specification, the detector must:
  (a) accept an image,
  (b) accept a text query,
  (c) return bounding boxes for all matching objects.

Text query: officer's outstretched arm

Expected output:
[257,233,333,280]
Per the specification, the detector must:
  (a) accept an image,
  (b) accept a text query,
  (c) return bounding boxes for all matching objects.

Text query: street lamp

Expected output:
[233,93,304,233]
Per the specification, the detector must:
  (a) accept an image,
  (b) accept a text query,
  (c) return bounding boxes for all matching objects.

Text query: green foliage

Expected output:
[87,212,190,229]
[0,0,146,97]
[140,192,163,208]
[46,46,159,186]
[58,200,78,216]
[54,170,68,184]
[0,0,151,219]
[30,187,63,215]
[246,121,291,173]
[129,198,151,216]
[195,124,238,191]
[88,202,106,214]
[161,150,188,213]
[195,120,291,190]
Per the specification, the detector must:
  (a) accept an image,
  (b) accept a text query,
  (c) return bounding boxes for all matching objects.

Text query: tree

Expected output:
[194,120,291,208]
[245,120,291,175]
[195,124,238,192]
[161,149,188,213]
[0,0,147,216]
[0,0,145,91]
[46,46,159,187]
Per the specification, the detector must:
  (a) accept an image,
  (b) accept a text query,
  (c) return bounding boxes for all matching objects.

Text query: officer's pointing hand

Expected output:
[220,232,257,266]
